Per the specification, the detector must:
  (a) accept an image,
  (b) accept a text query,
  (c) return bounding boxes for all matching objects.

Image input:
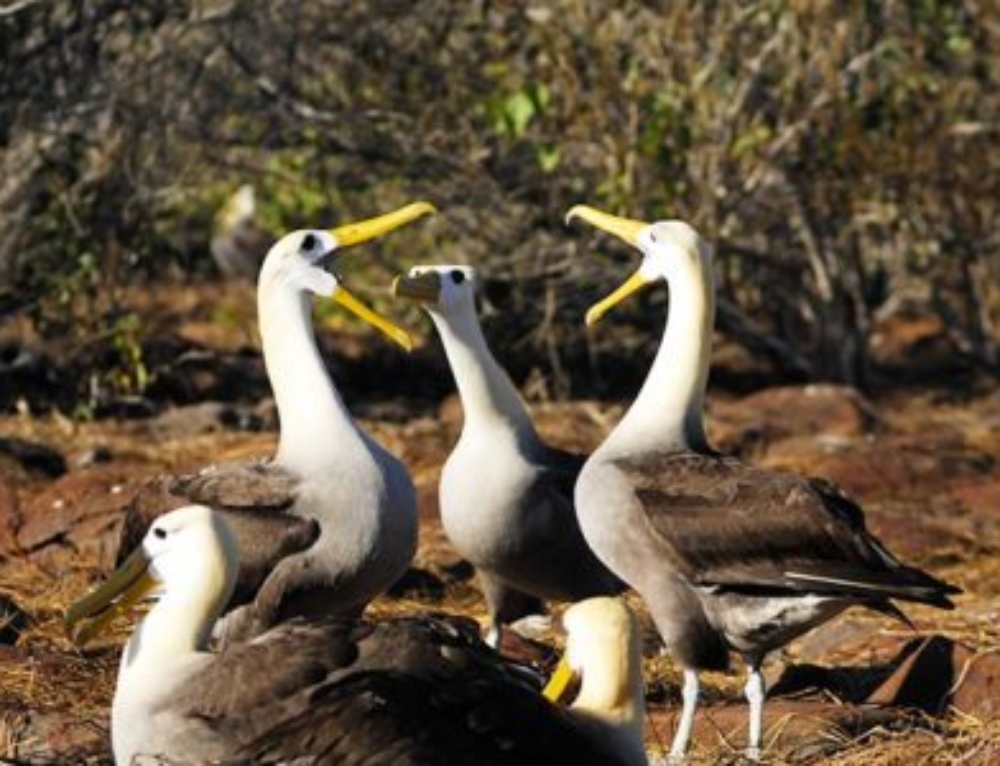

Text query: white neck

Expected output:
[120,588,217,673]
[601,255,714,455]
[428,307,537,445]
[572,633,647,763]
[258,284,365,474]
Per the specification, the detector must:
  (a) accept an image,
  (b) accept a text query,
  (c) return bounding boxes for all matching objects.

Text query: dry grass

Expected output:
[2,387,999,763]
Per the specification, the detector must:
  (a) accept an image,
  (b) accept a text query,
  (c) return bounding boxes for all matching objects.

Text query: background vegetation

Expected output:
[1,0,997,409]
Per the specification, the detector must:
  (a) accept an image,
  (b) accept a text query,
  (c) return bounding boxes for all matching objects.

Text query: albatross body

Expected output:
[118,203,434,641]
[393,265,623,644]
[67,506,647,765]
[567,205,960,760]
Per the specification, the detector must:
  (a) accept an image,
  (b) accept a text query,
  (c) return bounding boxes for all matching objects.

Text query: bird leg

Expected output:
[744,662,765,760]
[667,668,700,763]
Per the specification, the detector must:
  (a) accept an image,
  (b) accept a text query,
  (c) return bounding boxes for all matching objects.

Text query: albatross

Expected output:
[566,205,960,761]
[67,505,647,765]
[392,265,624,645]
[116,203,434,642]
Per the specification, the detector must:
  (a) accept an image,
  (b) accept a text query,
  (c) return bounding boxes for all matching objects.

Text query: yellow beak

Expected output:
[322,201,435,350]
[332,286,413,352]
[567,205,653,326]
[566,205,648,247]
[584,271,653,327]
[329,201,436,248]
[542,655,580,704]
[65,548,160,646]
[391,271,442,304]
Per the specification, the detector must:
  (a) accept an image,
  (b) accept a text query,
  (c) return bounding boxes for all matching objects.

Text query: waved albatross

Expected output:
[116,203,434,642]
[393,265,624,645]
[566,205,960,761]
[66,505,648,765]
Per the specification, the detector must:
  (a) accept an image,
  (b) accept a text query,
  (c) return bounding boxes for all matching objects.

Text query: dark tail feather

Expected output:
[785,566,959,610]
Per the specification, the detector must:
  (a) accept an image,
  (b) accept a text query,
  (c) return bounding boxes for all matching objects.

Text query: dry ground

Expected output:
[0,290,998,763]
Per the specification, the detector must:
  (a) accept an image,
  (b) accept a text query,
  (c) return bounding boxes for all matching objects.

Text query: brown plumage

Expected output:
[118,465,319,609]
[224,617,633,765]
[66,506,646,765]
[617,450,955,609]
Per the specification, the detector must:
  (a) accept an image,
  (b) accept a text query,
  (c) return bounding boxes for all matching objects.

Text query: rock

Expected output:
[0,436,66,478]
[151,401,231,438]
[11,466,138,573]
[0,480,20,553]
[709,384,882,457]
[867,636,1000,721]
[764,430,995,502]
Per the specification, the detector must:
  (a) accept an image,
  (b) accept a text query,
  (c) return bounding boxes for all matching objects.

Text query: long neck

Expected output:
[429,307,537,444]
[258,284,364,473]
[603,258,714,455]
[573,635,647,764]
[119,587,220,675]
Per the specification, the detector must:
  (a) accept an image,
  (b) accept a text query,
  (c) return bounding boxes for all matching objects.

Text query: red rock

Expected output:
[14,465,139,573]
[709,384,882,457]
[0,480,20,555]
[868,636,1000,721]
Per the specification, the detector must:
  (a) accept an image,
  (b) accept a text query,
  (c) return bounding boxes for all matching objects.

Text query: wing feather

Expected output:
[615,451,956,607]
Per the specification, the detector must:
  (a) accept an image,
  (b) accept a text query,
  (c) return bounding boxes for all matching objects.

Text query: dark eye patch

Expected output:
[153,527,167,540]
[450,270,466,284]
[301,233,317,251]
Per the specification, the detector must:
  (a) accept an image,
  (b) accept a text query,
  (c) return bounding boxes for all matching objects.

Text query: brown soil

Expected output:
[0,304,998,763]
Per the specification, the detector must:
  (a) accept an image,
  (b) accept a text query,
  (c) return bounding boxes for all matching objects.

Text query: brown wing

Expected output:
[184,616,631,765]
[616,451,957,607]
[117,462,318,606]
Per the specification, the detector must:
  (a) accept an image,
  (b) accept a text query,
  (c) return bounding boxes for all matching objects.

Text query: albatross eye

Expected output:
[153,527,167,540]
[451,270,466,285]
[301,233,318,251]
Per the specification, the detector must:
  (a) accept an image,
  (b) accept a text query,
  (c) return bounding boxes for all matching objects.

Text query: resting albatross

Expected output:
[66,506,647,765]
[116,203,433,642]
[392,265,624,645]
[567,205,960,761]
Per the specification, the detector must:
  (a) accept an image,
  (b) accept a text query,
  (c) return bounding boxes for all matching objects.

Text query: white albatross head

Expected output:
[258,202,437,351]
[543,597,647,763]
[65,505,238,652]
[391,264,477,318]
[565,205,712,327]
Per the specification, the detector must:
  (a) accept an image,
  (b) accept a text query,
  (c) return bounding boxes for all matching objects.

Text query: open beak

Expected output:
[391,271,442,304]
[332,286,413,352]
[542,655,581,704]
[329,201,436,249]
[566,204,653,326]
[65,548,160,646]
[584,272,653,327]
[322,201,435,351]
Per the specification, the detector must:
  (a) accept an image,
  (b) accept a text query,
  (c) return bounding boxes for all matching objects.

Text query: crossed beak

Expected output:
[65,548,159,646]
[566,204,654,326]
